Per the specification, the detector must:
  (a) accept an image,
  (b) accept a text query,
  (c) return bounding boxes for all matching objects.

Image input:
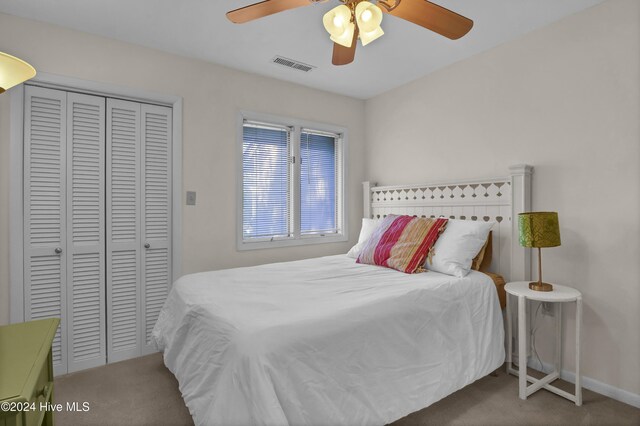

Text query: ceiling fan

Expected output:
[226,0,473,66]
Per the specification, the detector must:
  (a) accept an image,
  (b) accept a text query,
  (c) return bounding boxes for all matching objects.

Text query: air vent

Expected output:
[272,56,316,72]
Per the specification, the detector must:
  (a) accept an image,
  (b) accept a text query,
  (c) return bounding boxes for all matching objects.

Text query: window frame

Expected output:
[236,111,348,251]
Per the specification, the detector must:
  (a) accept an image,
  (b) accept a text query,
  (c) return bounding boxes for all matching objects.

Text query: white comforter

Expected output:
[152,255,504,426]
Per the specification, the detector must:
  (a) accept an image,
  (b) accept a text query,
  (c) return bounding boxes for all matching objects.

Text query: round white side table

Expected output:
[505,281,583,406]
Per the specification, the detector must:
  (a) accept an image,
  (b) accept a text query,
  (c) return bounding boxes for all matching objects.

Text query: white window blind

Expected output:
[239,115,346,249]
[242,121,291,240]
[300,129,341,235]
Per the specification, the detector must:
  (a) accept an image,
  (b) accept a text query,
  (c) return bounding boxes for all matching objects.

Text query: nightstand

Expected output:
[0,318,59,426]
[505,282,582,406]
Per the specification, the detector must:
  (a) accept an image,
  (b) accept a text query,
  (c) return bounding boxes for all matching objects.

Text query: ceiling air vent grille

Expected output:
[272,56,316,72]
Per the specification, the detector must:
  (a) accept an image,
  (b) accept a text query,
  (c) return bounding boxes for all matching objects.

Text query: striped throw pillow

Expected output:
[357,215,449,274]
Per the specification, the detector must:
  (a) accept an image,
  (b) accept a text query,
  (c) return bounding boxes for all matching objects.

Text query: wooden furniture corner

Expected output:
[0,318,59,426]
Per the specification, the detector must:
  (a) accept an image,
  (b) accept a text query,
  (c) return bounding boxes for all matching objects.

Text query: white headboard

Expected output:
[363,165,533,281]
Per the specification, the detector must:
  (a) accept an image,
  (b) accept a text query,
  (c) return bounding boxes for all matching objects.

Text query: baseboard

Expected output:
[527,359,640,409]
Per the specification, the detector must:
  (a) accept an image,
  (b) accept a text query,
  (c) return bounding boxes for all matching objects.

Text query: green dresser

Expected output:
[0,319,59,426]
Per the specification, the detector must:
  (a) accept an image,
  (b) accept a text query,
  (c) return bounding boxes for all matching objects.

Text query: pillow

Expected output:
[357,215,448,274]
[471,231,492,271]
[347,218,381,259]
[427,219,494,278]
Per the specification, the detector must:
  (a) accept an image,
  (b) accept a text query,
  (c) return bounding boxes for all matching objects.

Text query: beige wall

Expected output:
[365,0,639,396]
[0,13,366,324]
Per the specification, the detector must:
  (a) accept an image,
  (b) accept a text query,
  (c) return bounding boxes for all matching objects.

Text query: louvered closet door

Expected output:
[141,104,172,354]
[106,99,142,363]
[66,93,106,372]
[23,86,68,376]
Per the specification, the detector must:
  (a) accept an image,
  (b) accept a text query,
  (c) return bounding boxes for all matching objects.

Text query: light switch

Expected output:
[186,191,196,206]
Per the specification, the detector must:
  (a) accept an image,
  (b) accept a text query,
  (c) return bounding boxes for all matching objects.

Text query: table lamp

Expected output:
[518,212,561,292]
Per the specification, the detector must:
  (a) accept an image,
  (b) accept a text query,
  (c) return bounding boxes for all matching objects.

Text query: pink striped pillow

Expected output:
[357,215,448,274]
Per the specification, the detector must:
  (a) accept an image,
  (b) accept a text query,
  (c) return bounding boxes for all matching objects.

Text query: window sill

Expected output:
[237,234,348,251]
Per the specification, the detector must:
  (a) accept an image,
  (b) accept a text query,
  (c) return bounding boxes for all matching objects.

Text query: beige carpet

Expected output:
[54,353,640,426]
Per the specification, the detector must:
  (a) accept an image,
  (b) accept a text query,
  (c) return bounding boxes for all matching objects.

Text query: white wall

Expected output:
[0,13,366,325]
[365,0,639,398]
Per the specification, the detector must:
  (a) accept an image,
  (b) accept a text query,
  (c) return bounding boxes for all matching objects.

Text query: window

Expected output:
[238,114,346,249]
[242,123,291,240]
[300,130,339,235]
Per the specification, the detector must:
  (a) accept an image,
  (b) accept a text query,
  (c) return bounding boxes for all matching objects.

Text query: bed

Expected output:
[153,165,533,426]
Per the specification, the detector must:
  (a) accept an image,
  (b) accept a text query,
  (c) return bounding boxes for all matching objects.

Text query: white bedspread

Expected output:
[152,255,504,426]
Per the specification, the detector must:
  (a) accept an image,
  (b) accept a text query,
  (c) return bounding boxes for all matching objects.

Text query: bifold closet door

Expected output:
[140,104,172,354]
[107,101,173,361]
[24,87,106,375]
[24,86,68,376]
[106,99,142,363]
[65,92,107,372]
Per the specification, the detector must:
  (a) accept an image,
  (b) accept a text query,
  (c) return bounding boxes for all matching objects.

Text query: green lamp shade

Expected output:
[518,212,561,248]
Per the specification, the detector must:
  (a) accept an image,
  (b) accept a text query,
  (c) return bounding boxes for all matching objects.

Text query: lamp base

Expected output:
[529,281,553,292]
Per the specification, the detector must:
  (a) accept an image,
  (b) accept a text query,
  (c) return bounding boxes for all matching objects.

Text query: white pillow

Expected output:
[346,218,381,259]
[427,219,494,277]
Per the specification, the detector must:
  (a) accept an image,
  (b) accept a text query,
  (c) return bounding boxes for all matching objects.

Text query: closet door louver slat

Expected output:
[141,105,172,353]
[106,99,142,363]
[66,93,107,372]
[23,86,67,376]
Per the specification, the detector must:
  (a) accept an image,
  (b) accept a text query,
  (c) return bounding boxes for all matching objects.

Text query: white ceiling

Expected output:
[0,0,604,99]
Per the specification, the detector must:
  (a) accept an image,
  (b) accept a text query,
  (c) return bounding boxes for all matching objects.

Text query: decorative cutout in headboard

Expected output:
[363,165,533,281]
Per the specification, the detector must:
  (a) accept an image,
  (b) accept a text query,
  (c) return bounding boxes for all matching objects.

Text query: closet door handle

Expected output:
[54,247,63,254]
[144,243,150,249]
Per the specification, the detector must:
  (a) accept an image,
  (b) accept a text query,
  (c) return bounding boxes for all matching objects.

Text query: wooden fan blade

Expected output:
[332,28,359,66]
[382,0,473,40]
[227,0,312,24]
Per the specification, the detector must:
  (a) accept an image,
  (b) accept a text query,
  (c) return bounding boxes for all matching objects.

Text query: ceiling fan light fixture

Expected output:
[359,26,384,46]
[355,1,384,45]
[323,5,355,48]
[330,23,356,47]
[0,51,36,94]
[355,1,382,32]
